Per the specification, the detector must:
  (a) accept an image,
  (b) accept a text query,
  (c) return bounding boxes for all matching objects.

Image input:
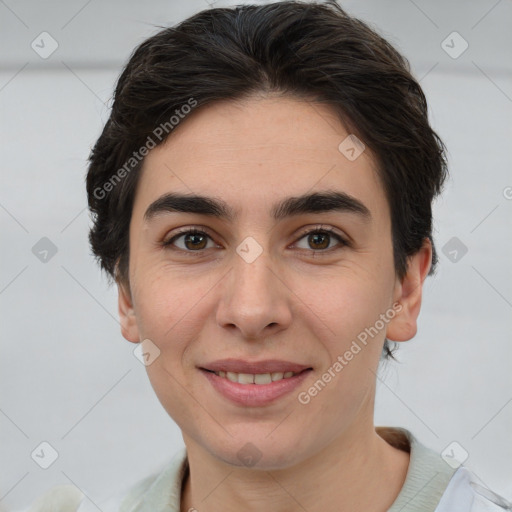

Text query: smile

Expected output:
[207,369,301,385]
[201,368,313,406]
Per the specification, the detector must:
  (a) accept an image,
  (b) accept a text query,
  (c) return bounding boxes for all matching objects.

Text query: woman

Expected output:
[20,1,511,510]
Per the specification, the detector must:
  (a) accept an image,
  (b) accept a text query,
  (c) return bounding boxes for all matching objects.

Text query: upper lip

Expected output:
[200,359,312,374]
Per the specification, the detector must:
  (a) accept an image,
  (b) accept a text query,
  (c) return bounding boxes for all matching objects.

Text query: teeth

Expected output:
[214,370,299,384]
[227,372,238,383]
[238,373,255,384]
[255,373,272,384]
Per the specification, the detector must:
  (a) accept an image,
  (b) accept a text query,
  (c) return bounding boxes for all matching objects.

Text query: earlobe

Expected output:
[386,239,433,342]
[117,280,140,343]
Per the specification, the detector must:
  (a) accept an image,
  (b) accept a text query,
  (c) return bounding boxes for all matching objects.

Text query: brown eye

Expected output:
[182,232,208,250]
[163,229,214,251]
[307,232,330,250]
[294,228,347,253]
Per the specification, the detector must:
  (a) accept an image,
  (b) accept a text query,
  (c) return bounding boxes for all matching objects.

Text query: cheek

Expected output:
[131,272,205,410]
[296,277,386,419]
[131,268,201,345]
[295,268,390,339]
[130,265,224,376]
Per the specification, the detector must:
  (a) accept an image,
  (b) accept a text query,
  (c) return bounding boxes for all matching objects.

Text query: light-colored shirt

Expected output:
[16,427,511,511]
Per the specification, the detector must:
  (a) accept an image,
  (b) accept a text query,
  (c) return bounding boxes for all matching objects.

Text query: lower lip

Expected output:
[201,369,313,407]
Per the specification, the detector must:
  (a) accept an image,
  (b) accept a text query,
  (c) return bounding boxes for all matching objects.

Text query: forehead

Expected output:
[132,95,388,226]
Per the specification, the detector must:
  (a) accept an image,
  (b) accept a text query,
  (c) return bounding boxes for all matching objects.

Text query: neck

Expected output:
[180,425,410,512]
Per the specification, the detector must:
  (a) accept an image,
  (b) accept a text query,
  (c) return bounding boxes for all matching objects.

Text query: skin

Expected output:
[118,94,432,512]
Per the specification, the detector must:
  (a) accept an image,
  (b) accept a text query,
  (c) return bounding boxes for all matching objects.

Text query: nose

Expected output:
[215,244,293,341]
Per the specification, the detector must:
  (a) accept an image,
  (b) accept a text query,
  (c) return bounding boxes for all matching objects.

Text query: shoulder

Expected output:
[10,484,85,512]
[14,447,188,512]
[435,466,512,512]
[380,427,511,512]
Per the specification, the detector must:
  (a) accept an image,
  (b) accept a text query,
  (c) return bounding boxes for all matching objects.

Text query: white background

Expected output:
[1,0,511,510]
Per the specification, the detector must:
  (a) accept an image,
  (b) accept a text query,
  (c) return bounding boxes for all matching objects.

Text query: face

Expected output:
[118,95,430,469]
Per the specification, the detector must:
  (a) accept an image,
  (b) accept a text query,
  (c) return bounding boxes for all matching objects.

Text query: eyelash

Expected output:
[161,225,349,256]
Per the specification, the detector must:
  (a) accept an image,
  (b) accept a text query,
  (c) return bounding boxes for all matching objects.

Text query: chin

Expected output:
[210,436,305,471]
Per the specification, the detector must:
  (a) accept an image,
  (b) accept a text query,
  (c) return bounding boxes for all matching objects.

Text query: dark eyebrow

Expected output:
[143,190,372,224]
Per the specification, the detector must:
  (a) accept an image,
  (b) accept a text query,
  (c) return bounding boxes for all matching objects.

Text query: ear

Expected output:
[386,238,432,342]
[117,279,140,343]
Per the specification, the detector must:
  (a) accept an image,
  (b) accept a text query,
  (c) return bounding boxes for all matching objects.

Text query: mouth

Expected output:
[199,366,313,407]
[201,367,311,385]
